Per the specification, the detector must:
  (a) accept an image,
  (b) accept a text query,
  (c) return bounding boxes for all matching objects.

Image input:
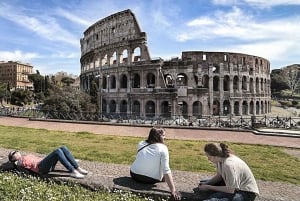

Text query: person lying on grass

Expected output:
[8,146,88,179]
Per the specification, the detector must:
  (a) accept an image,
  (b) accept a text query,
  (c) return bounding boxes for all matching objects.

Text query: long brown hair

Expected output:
[146,127,165,144]
[204,143,231,158]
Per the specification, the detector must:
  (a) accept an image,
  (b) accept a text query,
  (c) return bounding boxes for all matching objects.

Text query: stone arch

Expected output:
[192,101,202,117]
[213,100,220,115]
[213,76,219,91]
[182,101,188,118]
[132,100,140,117]
[250,101,254,114]
[101,54,108,66]
[161,101,171,117]
[234,101,239,115]
[203,75,209,88]
[165,74,174,87]
[223,100,230,115]
[120,74,128,89]
[110,51,117,65]
[109,100,116,113]
[120,49,128,64]
[132,47,141,62]
[223,75,230,91]
[110,75,116,89]
[102,76,107,89]
[256,78,259,92]
[120,100,127,116]
[261,100,264,114]
[242,101,248,115]
[176,73,188,86]
[260,78,264,91]
[233,76,239,90]
[242,76,247,90]
[145,100,155,117]
[256,101,260,115]
[102,99,107,114]
[250,78,254,93]
[132,73,140,88]
[146,73,155,88]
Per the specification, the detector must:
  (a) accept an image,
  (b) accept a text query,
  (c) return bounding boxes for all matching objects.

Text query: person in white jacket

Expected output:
[130,127,181,200]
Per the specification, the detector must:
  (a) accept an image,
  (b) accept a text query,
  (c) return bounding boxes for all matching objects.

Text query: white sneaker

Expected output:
[77,167,88,175]
[70,170,85,179]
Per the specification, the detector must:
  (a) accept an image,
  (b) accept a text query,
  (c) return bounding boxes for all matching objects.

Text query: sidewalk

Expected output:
[1,117,300,200]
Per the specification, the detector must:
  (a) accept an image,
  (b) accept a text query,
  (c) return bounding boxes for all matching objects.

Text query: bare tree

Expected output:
[282,64,300,96]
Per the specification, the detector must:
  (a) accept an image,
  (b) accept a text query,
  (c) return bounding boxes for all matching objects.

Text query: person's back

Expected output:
[131,140,170,180]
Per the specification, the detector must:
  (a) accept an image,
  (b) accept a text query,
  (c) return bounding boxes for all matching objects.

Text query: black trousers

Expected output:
[130,170,161,184]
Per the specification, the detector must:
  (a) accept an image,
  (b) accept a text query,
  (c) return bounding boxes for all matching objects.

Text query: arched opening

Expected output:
[110,51,117,65]
[256,78,259,92]
[132,47,141,62]
[165,74,174,87]
[110,75,116,89]
[120,100,127,116]
[261,101,264,114]
[250,101,254,114]
[234,101,239,115]
[132,100,140,117]
[213,100,220,115]
[256,101,260,115]
[223,75,230,91]
[176,73,188,86]
[242,76,247,90]
[250,78,254,93]
[120,49,128,64]
[101,54,108,66]
[192,101,202,117]
[223,100,230,115]
[102,76,107,89]
[203,75,209,88]
[213,76,219,91]
[233,76,239,90]
[146,73,155,88]
[161,101,171,117]
[182,101,188,118]
[102,99,107,114]
[109,100,116,113]
[242,101,248,115]
[132,74,140,88]
[145,101,155,117]
[120,74,127,89]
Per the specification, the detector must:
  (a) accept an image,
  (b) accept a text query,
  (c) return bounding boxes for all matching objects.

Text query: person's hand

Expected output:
[171,190,182,200]
[198,183,211,191]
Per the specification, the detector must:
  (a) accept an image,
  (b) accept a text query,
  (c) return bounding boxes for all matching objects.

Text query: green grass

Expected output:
[0,125,300,185]
[0,172,166,201]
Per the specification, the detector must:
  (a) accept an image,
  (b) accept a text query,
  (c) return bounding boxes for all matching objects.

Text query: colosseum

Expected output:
[80,9,271,120]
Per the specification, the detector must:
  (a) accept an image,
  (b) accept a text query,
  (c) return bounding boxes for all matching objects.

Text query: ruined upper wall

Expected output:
[80,9,146,56]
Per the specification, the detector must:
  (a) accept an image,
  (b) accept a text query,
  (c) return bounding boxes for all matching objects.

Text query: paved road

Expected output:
[1,117,300,201]
[0,117,299,148]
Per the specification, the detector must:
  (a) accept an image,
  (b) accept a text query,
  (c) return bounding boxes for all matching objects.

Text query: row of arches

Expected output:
[101,99,270,117]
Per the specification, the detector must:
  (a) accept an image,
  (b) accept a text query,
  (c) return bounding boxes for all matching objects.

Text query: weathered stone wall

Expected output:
[80,9,271,118]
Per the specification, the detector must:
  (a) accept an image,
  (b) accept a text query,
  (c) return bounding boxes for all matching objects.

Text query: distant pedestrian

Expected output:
[198,142,259,201]
[8,146,88,179]
[130,127,181,200]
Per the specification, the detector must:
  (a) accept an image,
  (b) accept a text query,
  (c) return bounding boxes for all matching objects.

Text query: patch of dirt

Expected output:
[283,149,300,159]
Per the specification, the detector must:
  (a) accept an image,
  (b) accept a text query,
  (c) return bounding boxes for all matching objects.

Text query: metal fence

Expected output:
[1,107,300,130]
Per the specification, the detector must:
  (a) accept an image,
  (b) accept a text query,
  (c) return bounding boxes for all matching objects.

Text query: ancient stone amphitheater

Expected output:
[80,9,271,119]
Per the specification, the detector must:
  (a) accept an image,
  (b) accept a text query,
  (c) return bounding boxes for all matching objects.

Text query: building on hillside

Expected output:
[80,9,271,118]
[0,61,33,90]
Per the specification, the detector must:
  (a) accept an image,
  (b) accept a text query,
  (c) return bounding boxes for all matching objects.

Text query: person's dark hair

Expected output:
[146,127,165,144]
[204,143,231,158]
[8,150,18,163]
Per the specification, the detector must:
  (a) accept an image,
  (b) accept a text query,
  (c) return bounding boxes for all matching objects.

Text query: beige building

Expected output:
[0,61,33,90]
[80,9,271,118]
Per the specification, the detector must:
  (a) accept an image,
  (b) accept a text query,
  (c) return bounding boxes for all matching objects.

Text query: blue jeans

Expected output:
[38,146,78,174]
[204,190,256,201]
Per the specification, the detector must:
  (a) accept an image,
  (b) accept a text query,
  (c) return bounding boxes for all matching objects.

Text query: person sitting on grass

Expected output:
[198,142,259,201]
[8,145,88,179]
[130,127,181,200]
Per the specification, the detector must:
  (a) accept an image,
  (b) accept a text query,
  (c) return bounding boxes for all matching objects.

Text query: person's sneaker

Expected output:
[77,167,88,175]
[70,170,85,179]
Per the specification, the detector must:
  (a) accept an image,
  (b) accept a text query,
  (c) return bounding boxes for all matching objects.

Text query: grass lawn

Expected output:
[0,125,299,185]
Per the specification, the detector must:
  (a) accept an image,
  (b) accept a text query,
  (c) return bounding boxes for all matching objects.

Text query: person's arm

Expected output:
[201,173,223,185]
[164,173,181,200]
[199,184,235,194]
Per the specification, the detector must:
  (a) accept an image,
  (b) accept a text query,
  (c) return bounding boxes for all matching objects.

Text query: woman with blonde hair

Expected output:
[198,142,259,201]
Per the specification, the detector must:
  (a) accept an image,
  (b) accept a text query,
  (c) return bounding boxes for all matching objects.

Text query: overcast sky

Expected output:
[0,0,300,76]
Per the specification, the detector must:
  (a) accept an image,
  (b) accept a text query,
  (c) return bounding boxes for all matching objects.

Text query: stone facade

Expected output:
[80,9,271,118]
[0,61,33,90]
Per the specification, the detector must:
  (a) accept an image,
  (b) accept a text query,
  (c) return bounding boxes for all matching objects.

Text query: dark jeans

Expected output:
[205,190,256,201]
[38,146,78,174]
[130,170,161,184]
